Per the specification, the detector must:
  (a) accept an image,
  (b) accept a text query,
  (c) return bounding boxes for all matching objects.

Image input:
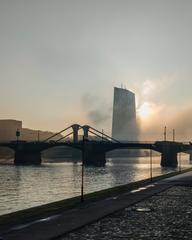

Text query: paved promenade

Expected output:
[0,171,192,240]
[61,173,192,240]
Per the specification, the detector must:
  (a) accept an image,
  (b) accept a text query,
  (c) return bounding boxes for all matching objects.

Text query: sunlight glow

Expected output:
[137,102,152,119]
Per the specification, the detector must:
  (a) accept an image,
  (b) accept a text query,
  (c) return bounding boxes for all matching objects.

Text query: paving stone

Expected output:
[60,186,192,240]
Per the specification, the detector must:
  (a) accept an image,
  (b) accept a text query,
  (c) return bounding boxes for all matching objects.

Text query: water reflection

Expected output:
[0,155,191,216]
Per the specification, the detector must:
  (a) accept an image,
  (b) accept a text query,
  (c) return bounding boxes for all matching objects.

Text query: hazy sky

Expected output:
[0,0,192,140]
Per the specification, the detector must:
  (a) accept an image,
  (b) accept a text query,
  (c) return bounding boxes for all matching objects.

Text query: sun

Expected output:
[137,102,152,119]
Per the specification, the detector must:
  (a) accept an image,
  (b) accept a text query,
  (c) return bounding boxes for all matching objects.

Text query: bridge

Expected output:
[0,124,192,167]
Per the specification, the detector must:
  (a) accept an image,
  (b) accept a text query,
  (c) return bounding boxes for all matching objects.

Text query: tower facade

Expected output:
[112,87,137,141]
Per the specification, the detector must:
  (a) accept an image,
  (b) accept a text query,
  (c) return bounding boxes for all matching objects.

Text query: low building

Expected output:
[0,119,62,142]
[0,119,22,142]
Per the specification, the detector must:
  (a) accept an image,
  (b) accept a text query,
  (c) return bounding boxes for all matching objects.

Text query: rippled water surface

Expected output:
[0,156,191,215]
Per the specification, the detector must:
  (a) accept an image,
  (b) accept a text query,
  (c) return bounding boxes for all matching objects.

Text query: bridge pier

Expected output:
[14,150,41,165]
[82,144,106,166]
[72,149,81,160]
[189,153,192,163]
[161,151,178,168]
[187,151,192,162]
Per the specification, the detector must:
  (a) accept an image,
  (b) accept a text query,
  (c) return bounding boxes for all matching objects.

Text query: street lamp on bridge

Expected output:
[16,129,20,143]
[173,129,175,142]
[164,126,167,141]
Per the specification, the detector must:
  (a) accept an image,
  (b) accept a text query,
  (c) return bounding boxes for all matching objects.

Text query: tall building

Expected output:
[112,87,138,141]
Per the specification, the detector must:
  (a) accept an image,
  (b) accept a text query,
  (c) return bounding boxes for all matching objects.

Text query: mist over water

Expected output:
[81,93,111,130]
[0,155,191,216]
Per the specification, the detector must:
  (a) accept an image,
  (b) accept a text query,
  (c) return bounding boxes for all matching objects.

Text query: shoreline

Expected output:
[0,167,192,232]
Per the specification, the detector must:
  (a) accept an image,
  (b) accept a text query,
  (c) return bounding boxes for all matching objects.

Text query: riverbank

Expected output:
[0,167,192,239]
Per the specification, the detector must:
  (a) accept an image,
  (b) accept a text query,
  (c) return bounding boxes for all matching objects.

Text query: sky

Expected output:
[0,0,192,140]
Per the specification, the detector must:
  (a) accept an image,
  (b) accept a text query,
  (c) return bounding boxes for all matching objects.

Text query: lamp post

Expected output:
[164,126,167,141]
[102,129,104,141]
[37,130,40,142]
[150,148,153,182]
[16,128,20,143]
[179,152,181,172]
[81,136,85,202]
[173,129,175,142]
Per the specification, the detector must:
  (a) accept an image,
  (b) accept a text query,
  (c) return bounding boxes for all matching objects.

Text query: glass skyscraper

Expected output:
[112,87,138,141]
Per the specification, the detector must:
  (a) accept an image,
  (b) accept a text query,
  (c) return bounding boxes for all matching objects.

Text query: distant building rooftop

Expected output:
[114,87,135,96]
[0,119,22,122]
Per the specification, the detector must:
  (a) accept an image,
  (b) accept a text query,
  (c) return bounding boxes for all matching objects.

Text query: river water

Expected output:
[0,155,191,216]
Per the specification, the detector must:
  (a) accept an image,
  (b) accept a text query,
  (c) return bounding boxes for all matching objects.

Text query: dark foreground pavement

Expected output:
[1,171,192,240]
